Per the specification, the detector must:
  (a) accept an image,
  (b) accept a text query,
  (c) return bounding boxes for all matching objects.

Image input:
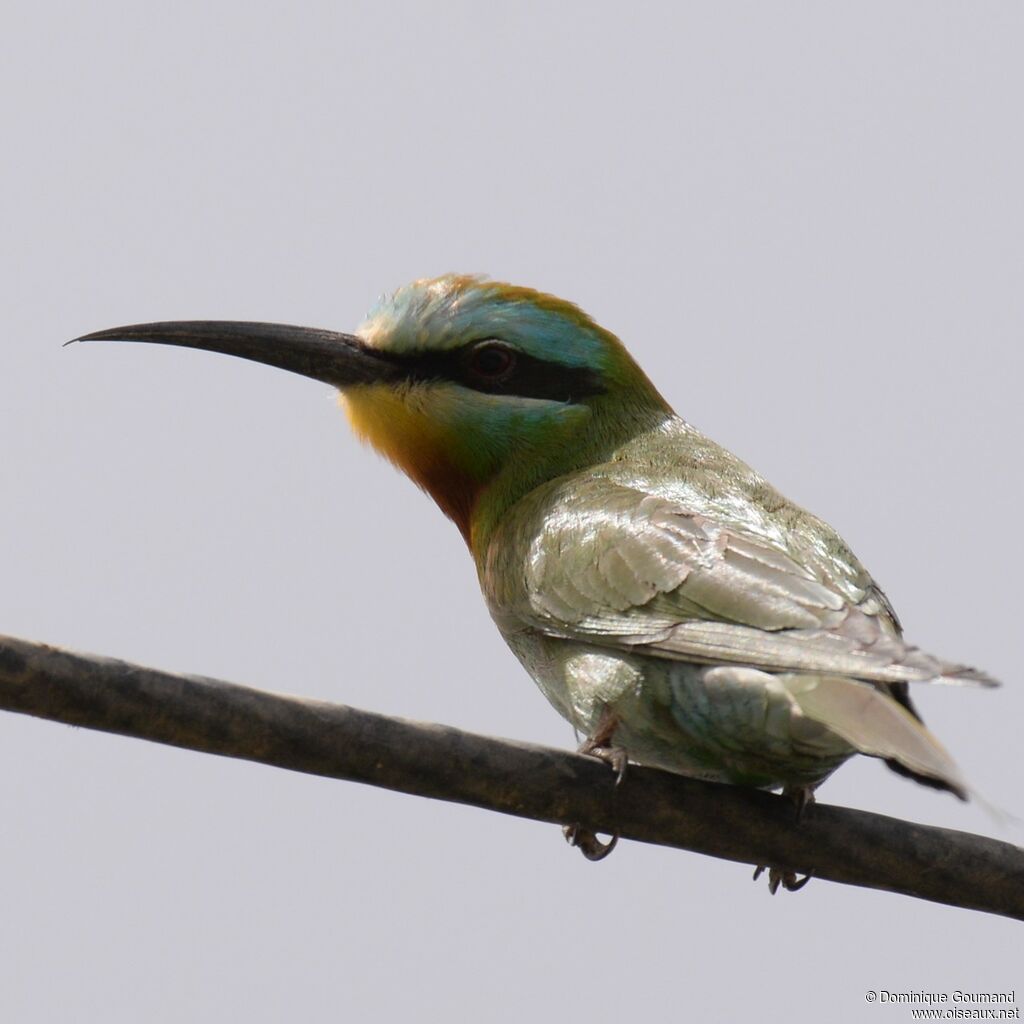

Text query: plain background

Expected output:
[2,3,1021,1021]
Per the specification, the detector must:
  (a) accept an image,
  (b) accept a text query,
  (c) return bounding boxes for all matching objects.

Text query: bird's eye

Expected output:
[467,341,517,381]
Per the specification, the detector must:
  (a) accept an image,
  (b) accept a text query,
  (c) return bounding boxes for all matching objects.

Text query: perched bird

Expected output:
[75,275,996,885]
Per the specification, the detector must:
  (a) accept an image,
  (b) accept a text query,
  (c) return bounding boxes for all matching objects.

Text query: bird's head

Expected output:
[74,275,671,548]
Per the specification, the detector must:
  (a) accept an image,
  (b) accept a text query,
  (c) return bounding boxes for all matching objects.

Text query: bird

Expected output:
[74,274,997,889]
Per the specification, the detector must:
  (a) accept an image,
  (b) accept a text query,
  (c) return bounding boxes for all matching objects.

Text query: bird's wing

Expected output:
[502,479,995,688]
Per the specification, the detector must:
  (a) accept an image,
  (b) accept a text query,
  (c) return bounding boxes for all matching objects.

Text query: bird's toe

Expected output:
[753,863,813,894]
[563,823,619,861]
[583,744,629,785]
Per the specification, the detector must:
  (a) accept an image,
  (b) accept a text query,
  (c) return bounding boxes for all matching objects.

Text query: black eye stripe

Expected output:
[367,340,605,403]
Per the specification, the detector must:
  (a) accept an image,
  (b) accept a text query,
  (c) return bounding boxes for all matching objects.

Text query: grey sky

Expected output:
[2,3,1021,1021]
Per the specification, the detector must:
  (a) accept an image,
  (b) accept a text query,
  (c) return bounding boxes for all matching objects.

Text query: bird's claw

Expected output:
[578,707,629,784]
[753,864,814,894]
[583,744,629,785]
[563,823,619,862]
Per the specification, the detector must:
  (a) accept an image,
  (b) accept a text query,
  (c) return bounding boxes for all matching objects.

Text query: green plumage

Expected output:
[478,416,984,794]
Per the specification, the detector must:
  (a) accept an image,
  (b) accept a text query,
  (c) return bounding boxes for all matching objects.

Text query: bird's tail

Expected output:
[779,674,970,799]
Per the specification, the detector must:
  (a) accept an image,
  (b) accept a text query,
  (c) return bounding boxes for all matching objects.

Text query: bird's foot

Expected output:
[562,824,619,862]
[577,707,628,784]
[564,708,625,861]
[752,864,814,894]
[752,785,817,892]
[579,741,629,784]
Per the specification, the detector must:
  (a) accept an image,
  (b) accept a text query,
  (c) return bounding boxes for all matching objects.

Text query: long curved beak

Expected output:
[69,320,400,388]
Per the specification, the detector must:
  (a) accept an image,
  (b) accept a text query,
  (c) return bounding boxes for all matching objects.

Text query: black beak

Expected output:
[69,320,401,389]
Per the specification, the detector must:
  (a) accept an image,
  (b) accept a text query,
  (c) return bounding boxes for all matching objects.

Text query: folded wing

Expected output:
[520,480,996,688]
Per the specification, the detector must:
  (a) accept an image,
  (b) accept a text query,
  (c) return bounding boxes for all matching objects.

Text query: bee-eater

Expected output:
[76,275,996,884]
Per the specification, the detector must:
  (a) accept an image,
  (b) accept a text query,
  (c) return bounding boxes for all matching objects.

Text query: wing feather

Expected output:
[510,479,996,688]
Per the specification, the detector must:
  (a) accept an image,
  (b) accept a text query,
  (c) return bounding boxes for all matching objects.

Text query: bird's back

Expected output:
[481,415,894,635]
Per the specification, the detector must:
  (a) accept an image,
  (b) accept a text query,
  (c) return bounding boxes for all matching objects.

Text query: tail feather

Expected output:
[782,674,969,799]
[883,756,965,798]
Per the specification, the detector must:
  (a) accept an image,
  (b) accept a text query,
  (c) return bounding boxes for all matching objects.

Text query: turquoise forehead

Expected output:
[356,275,612,369]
